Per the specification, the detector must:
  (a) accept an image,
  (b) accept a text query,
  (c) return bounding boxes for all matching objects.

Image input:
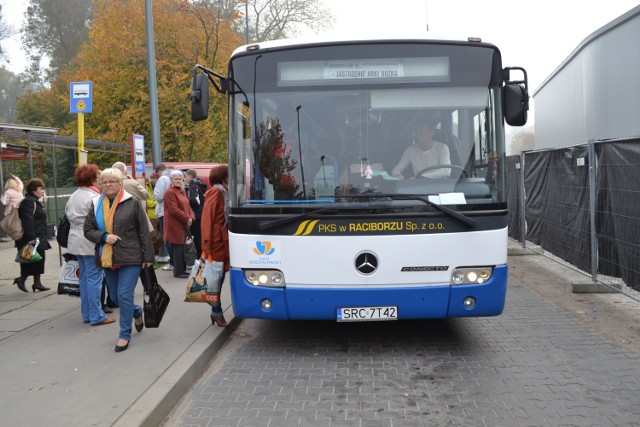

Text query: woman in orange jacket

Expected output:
[200,164,230,327]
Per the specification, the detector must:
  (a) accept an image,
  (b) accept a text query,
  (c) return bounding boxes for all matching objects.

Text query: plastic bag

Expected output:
[16,238,43,263]
[201,259,224,304]
[57,254,80,297]
[184,259,207,302]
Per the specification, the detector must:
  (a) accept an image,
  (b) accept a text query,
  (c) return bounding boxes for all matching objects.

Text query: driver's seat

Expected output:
[433,130,462,167]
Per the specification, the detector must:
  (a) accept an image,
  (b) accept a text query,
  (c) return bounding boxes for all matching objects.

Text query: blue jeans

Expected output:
[78,256,107,325]
[104,265,142,341]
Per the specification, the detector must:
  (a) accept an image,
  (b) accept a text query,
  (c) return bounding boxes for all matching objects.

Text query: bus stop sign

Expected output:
[70,82,93,113]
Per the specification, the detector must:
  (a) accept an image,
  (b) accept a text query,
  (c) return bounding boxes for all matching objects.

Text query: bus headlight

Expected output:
[451,267,493,285]
[244,269,286,287]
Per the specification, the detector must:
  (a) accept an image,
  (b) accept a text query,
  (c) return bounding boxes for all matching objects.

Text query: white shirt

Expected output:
[392,141,451,179]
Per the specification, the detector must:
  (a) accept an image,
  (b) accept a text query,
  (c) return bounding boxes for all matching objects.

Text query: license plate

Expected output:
[337,306,398,322]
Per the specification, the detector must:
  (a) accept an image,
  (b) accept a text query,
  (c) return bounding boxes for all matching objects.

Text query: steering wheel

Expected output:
[414,164,466,179]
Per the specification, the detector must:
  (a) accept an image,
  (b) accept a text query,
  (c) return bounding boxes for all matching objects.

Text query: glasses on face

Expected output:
[102,180,120,185]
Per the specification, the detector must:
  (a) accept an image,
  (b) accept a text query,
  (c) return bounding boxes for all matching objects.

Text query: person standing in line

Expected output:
[163,170,194,279]
[84,168,154,353]
[201,164,230,327]
[2,174,24,216]
[146,172,161,254]
[14,178,51,293]
[185,169,206,257]
[66,164,114,326]
[153,163,174,270]
[112,161,149,210]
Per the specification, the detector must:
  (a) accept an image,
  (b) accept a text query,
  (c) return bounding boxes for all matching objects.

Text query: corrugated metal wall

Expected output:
[534,6,640,149]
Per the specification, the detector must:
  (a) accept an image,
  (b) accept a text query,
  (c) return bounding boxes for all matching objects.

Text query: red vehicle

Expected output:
[136,162,220,188]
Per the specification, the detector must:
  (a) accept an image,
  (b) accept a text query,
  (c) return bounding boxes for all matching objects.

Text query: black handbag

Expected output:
[56,214,71,248]
[140,266,170,328]
[184,230,197,267]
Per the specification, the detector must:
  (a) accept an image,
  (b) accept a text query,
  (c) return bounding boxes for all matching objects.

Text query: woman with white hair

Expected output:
[163,170,194,278]
[84,168,154,353]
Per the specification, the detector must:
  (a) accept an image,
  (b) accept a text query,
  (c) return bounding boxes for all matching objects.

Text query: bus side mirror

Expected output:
[191,73,210,122]
[503,84,528,126]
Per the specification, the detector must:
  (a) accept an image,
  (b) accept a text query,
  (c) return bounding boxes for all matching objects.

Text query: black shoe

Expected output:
[176,273,189,278]
[13,277,27,293]
[103,306,114,314]
[32,283,50,292]
[115,340,129,353]
[135,317,144,332]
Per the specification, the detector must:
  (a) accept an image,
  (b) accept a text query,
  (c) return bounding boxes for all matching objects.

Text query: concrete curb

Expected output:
[114,311,241,427]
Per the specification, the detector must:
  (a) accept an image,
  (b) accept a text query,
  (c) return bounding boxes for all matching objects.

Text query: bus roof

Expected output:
[231,34,494,58]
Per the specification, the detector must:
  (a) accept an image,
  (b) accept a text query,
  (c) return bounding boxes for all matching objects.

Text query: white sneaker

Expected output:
[161,264,173,271]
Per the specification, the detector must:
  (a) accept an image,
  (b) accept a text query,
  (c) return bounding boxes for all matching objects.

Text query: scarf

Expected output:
[96,189,124,268]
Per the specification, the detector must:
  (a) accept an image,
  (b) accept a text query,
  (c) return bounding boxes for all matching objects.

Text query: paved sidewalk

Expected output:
[0,239,238,427]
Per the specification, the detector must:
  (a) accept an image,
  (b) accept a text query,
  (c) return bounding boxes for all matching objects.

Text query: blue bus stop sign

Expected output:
[70,82,93,113]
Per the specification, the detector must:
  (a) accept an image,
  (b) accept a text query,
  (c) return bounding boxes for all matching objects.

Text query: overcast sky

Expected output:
[2,0,639,122]
[297,0,640,95]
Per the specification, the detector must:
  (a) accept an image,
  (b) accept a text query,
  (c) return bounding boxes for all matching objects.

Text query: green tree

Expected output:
[21,0,92,83]
[0,66,31,122]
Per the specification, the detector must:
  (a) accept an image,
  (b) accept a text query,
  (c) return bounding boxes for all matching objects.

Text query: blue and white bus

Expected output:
[191,36,528,321]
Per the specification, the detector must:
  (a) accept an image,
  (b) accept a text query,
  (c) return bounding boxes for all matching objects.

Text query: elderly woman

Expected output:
[84,168,154,353]
[201,164,230,327]
[66,164,114,326]
[163,170,194,278]
[14,178,51,293]
[2,174,24,215]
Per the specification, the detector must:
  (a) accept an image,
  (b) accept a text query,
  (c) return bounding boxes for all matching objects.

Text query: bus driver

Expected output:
[391,120,451,179]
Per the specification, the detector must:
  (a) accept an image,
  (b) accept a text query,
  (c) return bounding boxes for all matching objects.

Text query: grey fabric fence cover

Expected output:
[507,139,640,291]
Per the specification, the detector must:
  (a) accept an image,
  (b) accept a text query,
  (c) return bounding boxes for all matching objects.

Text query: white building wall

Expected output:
[534,6,640,149]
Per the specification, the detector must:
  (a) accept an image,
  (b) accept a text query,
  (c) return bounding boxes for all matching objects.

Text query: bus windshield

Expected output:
[229,41,506,211]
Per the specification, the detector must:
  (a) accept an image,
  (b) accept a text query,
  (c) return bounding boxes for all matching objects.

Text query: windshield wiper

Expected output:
[344,193,476,227]
[258,208,339,231]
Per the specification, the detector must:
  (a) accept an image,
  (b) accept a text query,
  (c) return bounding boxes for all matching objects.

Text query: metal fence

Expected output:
[507,137,640,302]
[0,125,132,265]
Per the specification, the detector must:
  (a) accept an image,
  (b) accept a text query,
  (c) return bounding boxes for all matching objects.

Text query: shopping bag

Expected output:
[200,259,224,304]
[0,205,24,240]
[184,259,207,302]
[57,254,80,297]
[183,232,197,267]
[1,200,35,241]
[140,266,170,328]
[16,238,43,263]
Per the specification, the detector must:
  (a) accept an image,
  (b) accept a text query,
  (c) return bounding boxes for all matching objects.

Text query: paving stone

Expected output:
[163,273,640,426]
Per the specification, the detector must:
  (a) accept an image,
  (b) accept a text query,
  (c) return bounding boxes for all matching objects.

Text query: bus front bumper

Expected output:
[229,265,507,320]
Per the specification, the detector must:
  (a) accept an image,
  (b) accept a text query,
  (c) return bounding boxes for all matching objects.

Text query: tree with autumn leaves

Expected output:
[17,0,241,165]
[13,0,332,167]
[79,0,241,163]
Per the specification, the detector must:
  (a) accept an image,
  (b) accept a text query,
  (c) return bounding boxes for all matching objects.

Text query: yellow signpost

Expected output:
[70,82,92,165]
